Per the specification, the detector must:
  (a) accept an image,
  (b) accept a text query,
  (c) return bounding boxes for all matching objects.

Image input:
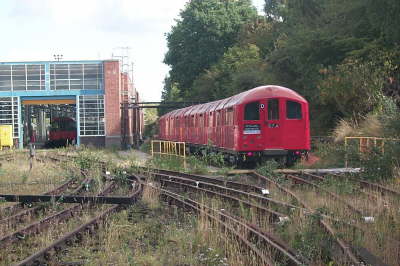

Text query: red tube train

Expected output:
[158,85,310,165]
[45,117,77,148]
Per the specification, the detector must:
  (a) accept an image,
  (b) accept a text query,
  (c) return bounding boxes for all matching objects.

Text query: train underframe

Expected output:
[186,143,308,167]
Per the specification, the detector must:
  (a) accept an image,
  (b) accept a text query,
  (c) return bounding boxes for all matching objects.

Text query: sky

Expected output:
[0,0,265,101]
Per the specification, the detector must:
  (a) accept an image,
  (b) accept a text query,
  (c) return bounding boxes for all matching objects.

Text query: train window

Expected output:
[286,101,302,119]
[226,108,234,125]
[268,99,279,120]
[199,114,204,127]
[244,101,260,120]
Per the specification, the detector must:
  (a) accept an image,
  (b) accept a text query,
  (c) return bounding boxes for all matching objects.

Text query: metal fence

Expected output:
[151,140,186,167]
[344,137,400,167]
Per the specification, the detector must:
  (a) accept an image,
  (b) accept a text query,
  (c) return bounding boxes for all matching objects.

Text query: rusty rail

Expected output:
[285,173,367,218]
[157,186,306,266]
[143,167,265,194]
[16,180,142,266]
[156,176,287,222]
[251,172,387,266]
[148,171,297,211]
[0,181,115,248]
[0,177,77,219]
[0,178,92,230]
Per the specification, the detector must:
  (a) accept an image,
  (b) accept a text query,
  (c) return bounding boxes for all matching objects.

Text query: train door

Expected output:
[284,100,305,148]
[263,98,283,149]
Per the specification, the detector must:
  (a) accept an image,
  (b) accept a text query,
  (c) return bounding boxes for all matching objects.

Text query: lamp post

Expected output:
[53,54,63,61]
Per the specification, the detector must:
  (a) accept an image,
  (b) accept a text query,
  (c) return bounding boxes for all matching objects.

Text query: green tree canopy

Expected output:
[164,0,257,98]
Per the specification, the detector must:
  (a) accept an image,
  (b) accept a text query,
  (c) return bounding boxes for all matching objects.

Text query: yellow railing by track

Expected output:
[151,140,186,167]
[344,137,400,167]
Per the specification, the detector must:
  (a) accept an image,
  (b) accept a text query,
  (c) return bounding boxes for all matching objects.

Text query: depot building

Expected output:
[0,60,142,149]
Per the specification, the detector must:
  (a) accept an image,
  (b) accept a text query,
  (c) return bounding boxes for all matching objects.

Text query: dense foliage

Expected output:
[162,0,400,134]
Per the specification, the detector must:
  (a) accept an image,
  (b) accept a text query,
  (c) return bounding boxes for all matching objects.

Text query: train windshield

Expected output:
[50,118,76,131]
[244,101,260,120]
[286,101,302,119]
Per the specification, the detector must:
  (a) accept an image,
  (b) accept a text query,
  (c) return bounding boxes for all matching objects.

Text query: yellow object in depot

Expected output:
[0,125,13,149]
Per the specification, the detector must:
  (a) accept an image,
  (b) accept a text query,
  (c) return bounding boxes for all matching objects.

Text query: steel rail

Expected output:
[301,172,394,210]
[142,167,266,194]
[16,179,142,266]
[157,177,287,222]
[0,181,116,248]
[285,173,367,218]
[140,170,359,228]
[148,171,297,211]
[0,194,141,205]
[251,172,386,266]
[329,173,400,199]
[0,178,93,229]
[0,178,77,219]
[0,178,93,232]
[298,172,325,182]
[41,154,267,196]
[157,186,306,266]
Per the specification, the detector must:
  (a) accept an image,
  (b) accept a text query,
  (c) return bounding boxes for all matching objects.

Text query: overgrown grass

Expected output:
[144,152,234,176]
[59,200,232,266]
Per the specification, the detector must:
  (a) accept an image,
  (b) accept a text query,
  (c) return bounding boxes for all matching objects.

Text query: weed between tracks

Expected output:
[57,201,235,265]
[2,146,399,265]
[255,162,400,265]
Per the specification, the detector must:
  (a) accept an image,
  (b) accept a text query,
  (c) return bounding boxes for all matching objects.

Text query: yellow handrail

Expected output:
[151,140,186,168]
[344,137,400,167]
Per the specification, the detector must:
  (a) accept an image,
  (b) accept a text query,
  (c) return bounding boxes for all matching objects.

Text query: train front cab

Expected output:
[239,96,310,165]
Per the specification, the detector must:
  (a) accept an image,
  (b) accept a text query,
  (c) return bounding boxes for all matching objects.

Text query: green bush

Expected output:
[359,143,400,181]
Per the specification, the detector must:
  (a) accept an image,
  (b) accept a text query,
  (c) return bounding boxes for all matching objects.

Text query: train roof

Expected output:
[160,85,307,119]
[223,85,307,109]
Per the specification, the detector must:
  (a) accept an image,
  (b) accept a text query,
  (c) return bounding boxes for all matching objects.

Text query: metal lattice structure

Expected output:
[50,63,103,90]
[79,95,105,136]
[0,64,46,91]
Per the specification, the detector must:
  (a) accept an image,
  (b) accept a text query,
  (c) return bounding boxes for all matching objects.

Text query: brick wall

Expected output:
[104,60,121,147]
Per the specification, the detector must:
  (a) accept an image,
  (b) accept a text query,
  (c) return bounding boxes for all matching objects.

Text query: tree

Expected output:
[159,76,182,115]
[191,44,268,101]
[164,0,257,98]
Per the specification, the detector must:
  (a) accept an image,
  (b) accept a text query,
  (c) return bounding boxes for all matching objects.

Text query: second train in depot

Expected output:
[158,85,310,165]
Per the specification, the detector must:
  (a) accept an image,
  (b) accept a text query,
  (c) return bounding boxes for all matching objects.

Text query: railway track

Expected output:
[0,154,143,265]
[251,172,389,266]
[0,177,91,236]
[35,152,397,265]
[0,177,76,219]
[153,185,307,266]
[136,170,315,265]
[284,172,371,220]
[15,177,142,266]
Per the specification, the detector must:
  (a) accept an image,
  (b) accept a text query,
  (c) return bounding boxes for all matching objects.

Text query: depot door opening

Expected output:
[21,101,77,148]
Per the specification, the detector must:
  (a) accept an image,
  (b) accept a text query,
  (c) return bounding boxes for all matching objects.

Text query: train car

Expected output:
[46,117,77,147]
[159,85,310,165]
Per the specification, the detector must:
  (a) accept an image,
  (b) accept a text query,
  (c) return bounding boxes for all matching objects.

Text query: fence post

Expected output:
[345,137,348,168]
